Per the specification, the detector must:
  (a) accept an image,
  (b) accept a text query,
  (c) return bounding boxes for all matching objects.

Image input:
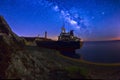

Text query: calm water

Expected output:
[76,41,120,63]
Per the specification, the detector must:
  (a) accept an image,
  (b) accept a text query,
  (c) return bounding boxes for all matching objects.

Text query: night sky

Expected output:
[0,0,120,41]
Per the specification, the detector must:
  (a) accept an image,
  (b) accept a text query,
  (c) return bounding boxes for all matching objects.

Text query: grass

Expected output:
[64,66,89,78]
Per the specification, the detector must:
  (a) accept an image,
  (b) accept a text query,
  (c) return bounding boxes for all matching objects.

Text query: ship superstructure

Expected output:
[58,27,80,41]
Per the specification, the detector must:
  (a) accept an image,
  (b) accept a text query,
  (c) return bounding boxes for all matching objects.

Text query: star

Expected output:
[101,12,105,15]
[91,16,95,20]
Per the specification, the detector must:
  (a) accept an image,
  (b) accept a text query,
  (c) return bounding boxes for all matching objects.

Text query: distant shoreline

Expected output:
[84,40,120,43]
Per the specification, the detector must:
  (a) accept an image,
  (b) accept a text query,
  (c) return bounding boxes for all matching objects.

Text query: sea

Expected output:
[76,40,120,63]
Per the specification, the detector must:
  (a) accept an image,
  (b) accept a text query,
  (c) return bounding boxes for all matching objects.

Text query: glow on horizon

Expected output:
[111,37,120,41]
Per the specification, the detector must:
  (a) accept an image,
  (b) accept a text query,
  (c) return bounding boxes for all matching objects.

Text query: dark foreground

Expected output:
[3,45,120,80]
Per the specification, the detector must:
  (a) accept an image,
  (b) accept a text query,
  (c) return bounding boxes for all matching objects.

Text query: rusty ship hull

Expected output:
[36,40,82,51]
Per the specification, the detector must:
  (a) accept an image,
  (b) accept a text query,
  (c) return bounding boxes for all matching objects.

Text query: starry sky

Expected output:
[0,0,120,41]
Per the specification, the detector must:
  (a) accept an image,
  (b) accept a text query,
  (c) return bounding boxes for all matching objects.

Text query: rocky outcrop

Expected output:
[0,16,25,79]
[0,16,12,35]
[0,16,25,47]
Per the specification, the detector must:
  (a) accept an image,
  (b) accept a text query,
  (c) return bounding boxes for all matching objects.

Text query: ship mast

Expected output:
[61,23,66,33]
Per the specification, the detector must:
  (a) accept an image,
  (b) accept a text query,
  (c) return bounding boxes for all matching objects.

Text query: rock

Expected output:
[0,16,12,35]
[0,16,25,47]
[0,16,25,79]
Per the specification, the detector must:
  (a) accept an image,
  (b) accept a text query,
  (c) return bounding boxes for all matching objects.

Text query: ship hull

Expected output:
[36,40,82,51]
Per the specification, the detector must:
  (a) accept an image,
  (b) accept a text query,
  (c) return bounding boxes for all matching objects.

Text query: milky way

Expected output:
[0,0,120,41]
[24,0,92,39]
[24,0,90,34]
